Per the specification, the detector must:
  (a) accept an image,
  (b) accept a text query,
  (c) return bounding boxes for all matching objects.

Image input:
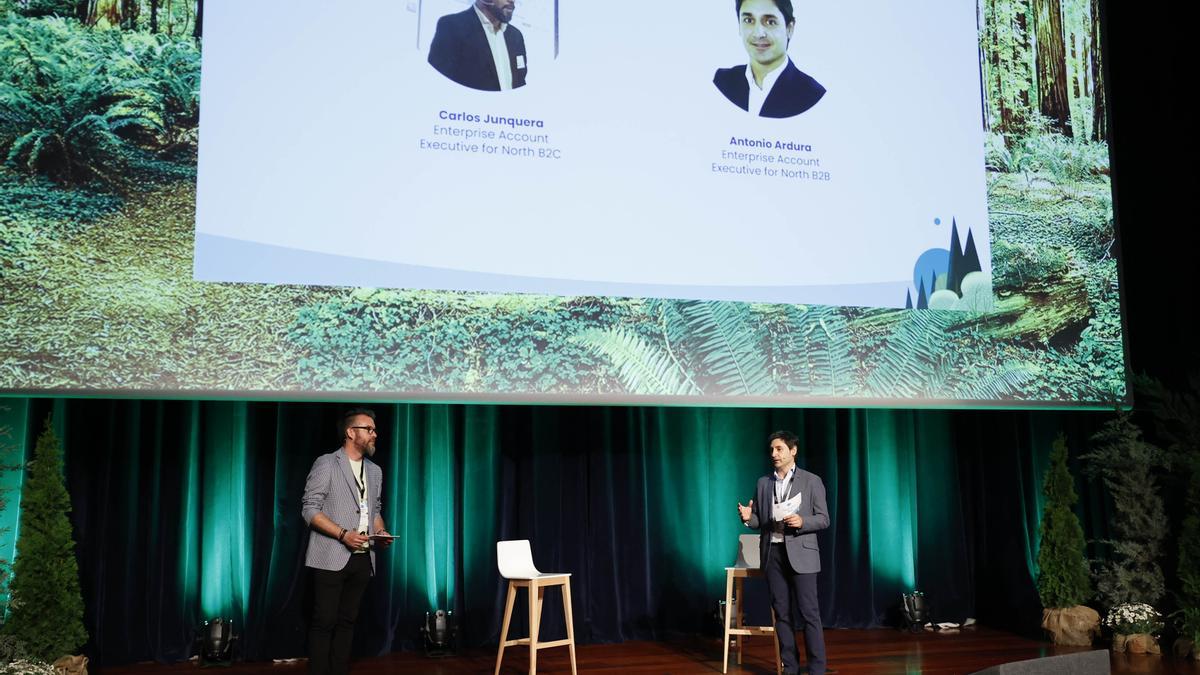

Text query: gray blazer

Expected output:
[745,467,829,574]
[301,448,384,573]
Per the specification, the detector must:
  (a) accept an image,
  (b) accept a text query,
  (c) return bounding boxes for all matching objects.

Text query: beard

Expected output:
[485,1,514,23]
[354,437,376,458]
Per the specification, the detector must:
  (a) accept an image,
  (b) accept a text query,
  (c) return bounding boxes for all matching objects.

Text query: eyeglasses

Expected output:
[350,426,377,434]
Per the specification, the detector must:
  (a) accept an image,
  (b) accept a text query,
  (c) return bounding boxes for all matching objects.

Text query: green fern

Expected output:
[793,307,856,396]
[0,16,199,183]
[0,18,126,183]
[635,298,777,395]
[863,310,1029,400]
[645,297,693,363]
[956,367,1033,399]
[573,328,699,396]
[763,304,857,396]
[676,301,774,395]
[863,310,950,398]
[101,31,200,153]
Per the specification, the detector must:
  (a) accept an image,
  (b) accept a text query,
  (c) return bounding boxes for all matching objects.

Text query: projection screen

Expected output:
[0,0,1129,406]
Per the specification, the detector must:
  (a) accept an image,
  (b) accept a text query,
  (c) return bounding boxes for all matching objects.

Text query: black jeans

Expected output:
[765,543,826,675]
[309,554,372,675]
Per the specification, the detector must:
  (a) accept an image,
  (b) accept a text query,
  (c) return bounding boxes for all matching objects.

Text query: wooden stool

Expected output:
[722,566,782,674]
[722,534,782,675]
[495,540,577,675]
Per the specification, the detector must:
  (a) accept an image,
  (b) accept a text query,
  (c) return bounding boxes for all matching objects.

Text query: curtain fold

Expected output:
[0,398,1106,666]
[0,398,31,618]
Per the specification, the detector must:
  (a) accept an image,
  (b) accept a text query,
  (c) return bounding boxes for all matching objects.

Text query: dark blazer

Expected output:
[745,467,829,574]
[428,7,527,91]
[713,61,825,119]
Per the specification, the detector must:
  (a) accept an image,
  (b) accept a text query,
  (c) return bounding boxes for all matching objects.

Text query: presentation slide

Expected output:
[0,0,1127,406]
[193,0,990,309]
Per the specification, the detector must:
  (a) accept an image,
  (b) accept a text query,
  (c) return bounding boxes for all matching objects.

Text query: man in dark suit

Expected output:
[738,430,829,675]
[428,0,528,91]
[714,0,825,118]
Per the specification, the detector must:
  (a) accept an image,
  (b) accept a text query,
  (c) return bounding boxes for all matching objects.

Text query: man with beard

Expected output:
[428,0,528,91]
[713,0,825,118]
[302,408,392,675]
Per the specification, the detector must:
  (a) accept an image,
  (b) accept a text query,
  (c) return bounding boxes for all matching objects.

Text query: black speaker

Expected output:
[968,649,1109,675]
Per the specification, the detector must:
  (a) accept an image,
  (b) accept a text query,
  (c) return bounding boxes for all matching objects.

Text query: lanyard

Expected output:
[355,460,366,501]
[773,467,794,504]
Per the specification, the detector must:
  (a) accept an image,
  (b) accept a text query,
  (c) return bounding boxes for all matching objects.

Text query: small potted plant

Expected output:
[1173,606,1200,660]
[1104,602,1164,654]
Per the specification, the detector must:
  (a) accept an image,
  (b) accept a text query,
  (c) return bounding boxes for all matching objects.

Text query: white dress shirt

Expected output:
[475,5,513,91]
[349,457,370,551]
[745,58,791,116]
[770,465,796,543]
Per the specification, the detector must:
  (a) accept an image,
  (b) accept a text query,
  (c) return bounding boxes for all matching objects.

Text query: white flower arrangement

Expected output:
[1103,602,1165,635]
[0,660,56,675]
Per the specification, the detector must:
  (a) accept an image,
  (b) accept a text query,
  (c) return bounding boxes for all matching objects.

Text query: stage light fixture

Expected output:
[901,591,929,633]
[194,617,238,666]
[421,609,457,657]
[715,598,739,629]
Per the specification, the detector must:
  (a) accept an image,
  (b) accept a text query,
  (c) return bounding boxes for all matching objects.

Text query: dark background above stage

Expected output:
[1104,0,1195,387]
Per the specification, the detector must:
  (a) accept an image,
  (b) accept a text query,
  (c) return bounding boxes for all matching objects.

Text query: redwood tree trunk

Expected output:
[1090,0,1107,141]
[193,0,203,39]
[1034,0,1073,136]
[121,0,136,30]
[1016,2,1031,115]
[992,9,1014,134]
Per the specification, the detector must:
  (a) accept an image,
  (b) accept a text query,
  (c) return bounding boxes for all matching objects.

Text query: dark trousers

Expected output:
[309,554,372,675]
[765,543,826,675]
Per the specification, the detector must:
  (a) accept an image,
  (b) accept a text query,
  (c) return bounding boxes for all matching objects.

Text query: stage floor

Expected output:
[104,627,1200,674]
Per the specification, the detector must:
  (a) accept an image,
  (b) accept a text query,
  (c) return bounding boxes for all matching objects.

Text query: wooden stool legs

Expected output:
[562,578,577,673]
[722,567,782,675]
[722,570,734,672]
[529,581,543,674]
[494,576,577,675]
[495,583,518,675]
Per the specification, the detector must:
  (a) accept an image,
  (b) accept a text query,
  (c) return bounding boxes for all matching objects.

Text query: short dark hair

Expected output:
[736,0,795,26]
[340,408,376,439]
[768,429,799,449]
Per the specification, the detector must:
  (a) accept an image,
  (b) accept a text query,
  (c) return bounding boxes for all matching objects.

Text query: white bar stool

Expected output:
[494,539,577,675]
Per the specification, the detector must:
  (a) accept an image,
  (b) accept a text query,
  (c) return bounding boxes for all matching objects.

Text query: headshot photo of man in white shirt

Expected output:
[428,0,529,91]
[713,0,826,118]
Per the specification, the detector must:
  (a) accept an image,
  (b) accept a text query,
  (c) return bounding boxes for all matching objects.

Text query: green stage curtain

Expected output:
[0,399,1108,666]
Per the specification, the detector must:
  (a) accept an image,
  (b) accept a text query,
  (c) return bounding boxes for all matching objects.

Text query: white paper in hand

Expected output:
[773,492,803,520]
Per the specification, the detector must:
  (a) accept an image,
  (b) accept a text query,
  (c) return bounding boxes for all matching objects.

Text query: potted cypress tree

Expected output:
[0,417,88,664]
[1082,409,1168,654]
[1037,433,1099,645]
[1137,376,1200,660]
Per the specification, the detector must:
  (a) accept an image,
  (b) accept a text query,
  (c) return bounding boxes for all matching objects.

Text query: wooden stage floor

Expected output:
[104,626,1200,674]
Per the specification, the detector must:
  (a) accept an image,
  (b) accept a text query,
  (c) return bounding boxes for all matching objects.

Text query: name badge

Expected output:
[359,499,369,548]
[516,55,526,70]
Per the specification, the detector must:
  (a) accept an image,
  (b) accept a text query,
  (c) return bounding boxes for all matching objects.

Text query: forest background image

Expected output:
[0,0,1128,404]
